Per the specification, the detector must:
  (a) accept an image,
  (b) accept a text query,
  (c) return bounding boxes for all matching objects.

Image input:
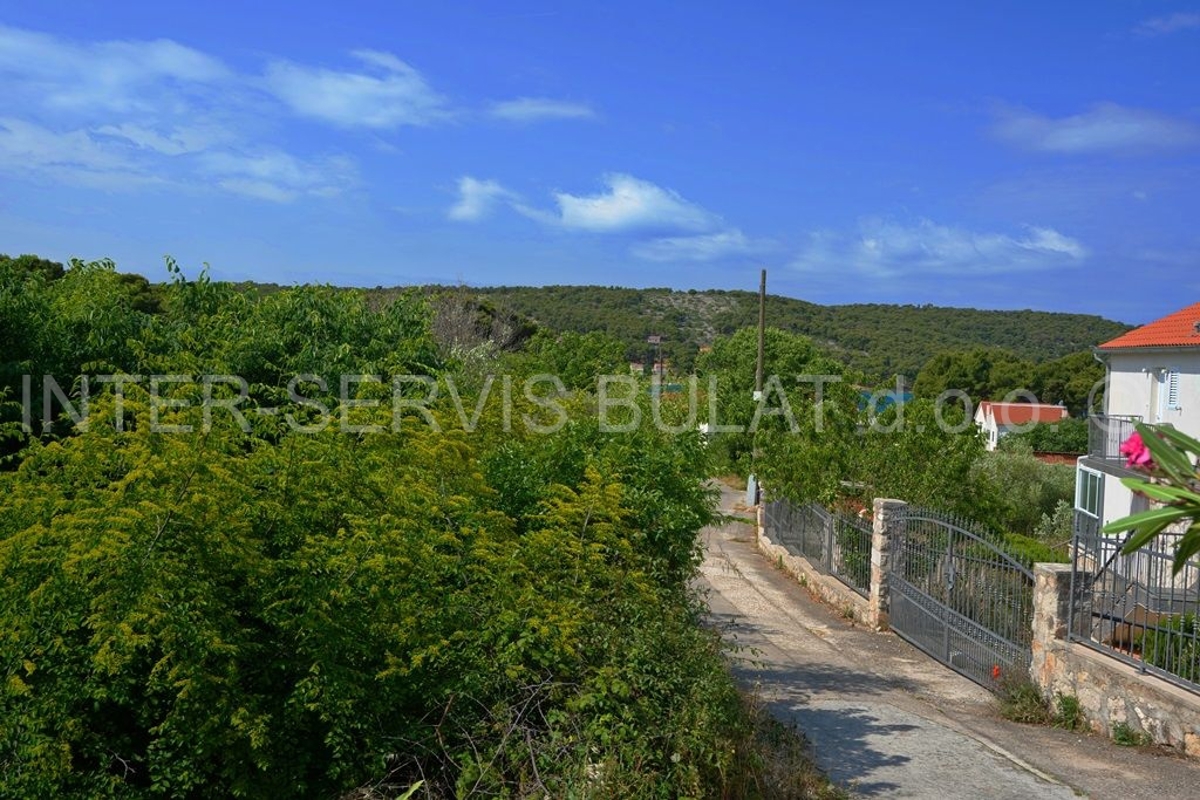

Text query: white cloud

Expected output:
[0,24,375,203]
[991,103,1200,155]
[633,229,767,262]
[447,176,515,221]
[521,173,719,233]
[488,97,596,122]
[1135,12,1200,36]
[200,151,356,203]
[0,24,230,113]
[263,50,450,129]
[791,218,1087,279]
[0,117,165,191]
[93,123,228,155]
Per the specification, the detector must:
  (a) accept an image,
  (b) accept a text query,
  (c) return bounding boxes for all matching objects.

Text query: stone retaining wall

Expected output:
[755,505,872,628]
[1033,563,1200,756]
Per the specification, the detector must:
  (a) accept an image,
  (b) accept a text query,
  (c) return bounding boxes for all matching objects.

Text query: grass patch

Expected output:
[1052,693,1085,732]
[725,690,848,799]
[996,674,1051,724]
[1112,722,1151,747]
[996,675,1088,733]
[719,473,749,491]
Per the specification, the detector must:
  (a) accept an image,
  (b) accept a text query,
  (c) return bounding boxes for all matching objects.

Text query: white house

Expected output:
[1074,302,1200,584]
[974,401,1069,451]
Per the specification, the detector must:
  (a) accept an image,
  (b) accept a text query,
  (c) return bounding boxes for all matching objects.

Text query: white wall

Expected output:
[1105,350,1200,439]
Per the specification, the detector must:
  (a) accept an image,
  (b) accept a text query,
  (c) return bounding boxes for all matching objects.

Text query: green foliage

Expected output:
[467,286,1129,382]
[854,400,984,514]
[1111,722,1151,747]
[1033,500,1075,544]
[1031,351,1105,416]
[696,326,845,475]
[521,329,628,390]
[969,445,1075,536]
[996,674,1052,724]
[997,679,1083,731]
[1139,614,1200,684]
[1053,693,1085,731]
[912,347,1033,403]
[1002,533,1069,567]
[999,418,1087,455]
[0,259,789,797]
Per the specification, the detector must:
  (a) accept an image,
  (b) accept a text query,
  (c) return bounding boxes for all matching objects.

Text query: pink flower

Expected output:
[1120,432,1154,470]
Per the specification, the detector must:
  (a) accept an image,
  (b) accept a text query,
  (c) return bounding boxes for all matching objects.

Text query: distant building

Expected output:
[974,401,1069,451]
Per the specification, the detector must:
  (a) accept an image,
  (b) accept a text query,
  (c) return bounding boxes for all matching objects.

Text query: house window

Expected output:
[1076,468,1103,519]
[1165,368,1181,411]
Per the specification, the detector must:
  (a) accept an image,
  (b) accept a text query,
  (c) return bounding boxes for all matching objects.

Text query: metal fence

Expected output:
[889,508,1034,689]
[1087,414,1141,461]
[763,498,872,598]
[1069,517,1200,693]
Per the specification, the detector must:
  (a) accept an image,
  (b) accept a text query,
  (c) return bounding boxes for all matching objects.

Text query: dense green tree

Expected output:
[969,441,1076,536]
[696,326,845,472]
[1032,350,1105,416]
[0,253,66,282]
[912,347,1034,404]
[998,417,1088,454]
[518,329,628,390]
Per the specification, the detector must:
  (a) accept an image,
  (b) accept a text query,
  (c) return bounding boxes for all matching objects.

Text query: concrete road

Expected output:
[698,484,1199,799]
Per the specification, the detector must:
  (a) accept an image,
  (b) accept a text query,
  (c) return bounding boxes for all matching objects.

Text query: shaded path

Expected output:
[698,484,1199,798]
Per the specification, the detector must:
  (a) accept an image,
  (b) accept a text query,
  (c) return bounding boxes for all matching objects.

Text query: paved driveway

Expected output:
[698,485,1200,798]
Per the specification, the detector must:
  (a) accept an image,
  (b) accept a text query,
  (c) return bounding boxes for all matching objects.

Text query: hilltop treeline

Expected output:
[466,285,1130,380]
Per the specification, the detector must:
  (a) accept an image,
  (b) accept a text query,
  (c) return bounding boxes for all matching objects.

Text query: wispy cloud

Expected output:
[0,117,162,190]
[93,123,230,156]
[488,97,596,122]
[447,176,516,220]
[519,173,719,233]
[633,229,768,262]
[263,50,451,129]
[791,218,1086,279]
[1135,12,1200,36]
[0,24,230,113]
[200,150,356,202]
[991,103,1200,155]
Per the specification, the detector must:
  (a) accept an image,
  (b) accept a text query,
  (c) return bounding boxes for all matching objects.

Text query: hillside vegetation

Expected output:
[464,285,1130,380]
[1,255,844,798]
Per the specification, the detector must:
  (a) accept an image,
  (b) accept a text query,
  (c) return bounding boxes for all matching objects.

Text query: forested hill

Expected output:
[462,285,1131,381]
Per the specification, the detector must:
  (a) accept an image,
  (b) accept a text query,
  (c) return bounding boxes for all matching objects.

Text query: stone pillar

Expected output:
[1031,562,1073,689]
[869,498,906,631]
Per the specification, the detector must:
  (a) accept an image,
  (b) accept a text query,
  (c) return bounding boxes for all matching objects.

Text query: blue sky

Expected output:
[1,2,1197,323]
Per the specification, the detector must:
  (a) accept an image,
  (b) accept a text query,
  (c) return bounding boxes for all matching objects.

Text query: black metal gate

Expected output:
[889,508,1034,691]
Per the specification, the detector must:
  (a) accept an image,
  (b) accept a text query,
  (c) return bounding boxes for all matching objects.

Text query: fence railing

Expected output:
[1069,515,1200,693]
[894,508,1035,669]
[1087,414,1142,460]
[763,498,872,598]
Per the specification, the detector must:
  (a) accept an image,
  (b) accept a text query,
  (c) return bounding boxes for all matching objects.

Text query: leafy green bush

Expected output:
[1139,614,1200,684]
[0,264,790,797]
[969,445,1075,536]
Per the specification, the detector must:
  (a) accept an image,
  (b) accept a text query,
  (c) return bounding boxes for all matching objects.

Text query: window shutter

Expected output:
[1166,369,1181,410]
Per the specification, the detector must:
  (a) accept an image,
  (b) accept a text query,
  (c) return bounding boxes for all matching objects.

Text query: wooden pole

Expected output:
[755,269,766,395]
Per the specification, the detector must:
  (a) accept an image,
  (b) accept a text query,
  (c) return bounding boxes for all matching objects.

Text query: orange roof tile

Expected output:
[979,401,1069,426]
[1099,302,1200,350]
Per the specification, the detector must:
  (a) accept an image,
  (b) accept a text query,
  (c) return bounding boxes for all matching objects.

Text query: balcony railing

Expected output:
[1087,414,1142,460]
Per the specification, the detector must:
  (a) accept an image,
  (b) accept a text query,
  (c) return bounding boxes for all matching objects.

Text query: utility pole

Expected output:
[647,334,663,382]
[748,269,766,507]
[755,269,766,399]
